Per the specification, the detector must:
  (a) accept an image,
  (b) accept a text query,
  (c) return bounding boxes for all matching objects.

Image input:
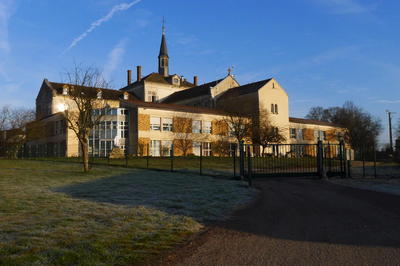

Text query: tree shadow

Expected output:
[214,178,400,247]
[53,169,256,223]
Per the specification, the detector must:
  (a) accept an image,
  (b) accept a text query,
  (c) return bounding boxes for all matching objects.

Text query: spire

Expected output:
[158,18,169,77]
[159,18,168,57]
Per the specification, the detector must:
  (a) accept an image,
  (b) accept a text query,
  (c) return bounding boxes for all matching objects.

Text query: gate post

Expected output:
[239,141,245,180]
[247,145,252,187]
[317,140,326,179]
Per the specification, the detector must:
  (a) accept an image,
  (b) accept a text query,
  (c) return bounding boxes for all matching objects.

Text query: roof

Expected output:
[289,117,343,128]
[123,99,226,115]
[162,78,224,103]
[159,33,168,57]
[120,72,194,91]
[218,79,272,100]
[48,81,135,101]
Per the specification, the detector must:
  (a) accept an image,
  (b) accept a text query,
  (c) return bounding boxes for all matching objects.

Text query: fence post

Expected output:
[339,140,345,178]
[233,144,236,178]
[317,140,326,179]
[125,152,128,168]
[147,143,150,169]
[170,145,174,172]
[347,156,352,178]
[239,141,245,180]
[362,147,366,177]
[373,146,377,178]
[200,144,203,175]
[247,145,252,187]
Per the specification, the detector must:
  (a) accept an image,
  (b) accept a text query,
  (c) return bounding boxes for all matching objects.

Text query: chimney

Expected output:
[193,76,198,86]
[127,70,132,86]
[137,65,142,82]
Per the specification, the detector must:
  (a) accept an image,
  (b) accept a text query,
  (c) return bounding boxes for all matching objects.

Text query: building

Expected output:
[26,26,346,158]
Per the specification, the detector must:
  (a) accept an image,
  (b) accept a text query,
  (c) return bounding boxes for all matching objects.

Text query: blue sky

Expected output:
[0,0,399,145]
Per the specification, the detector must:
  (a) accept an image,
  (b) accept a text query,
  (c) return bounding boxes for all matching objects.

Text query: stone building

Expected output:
[26,26,346,158]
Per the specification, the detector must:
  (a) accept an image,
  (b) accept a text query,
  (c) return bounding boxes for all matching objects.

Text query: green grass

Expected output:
[0,159,256,265]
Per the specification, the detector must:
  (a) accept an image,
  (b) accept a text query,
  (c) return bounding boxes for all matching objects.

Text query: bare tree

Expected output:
[62,64,110,172]
[173,116,194,156]
[219,104,252,144]
[251,108,286,155]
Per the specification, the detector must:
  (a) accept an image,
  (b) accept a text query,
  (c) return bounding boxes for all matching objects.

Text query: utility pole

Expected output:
[386,110,395,154]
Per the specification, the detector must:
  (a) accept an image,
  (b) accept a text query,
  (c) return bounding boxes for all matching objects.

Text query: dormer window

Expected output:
[123,92,129,100]
[62,86,68,95]
[97,90,102,99]
[173,78,179,85]
[147,91,159,103]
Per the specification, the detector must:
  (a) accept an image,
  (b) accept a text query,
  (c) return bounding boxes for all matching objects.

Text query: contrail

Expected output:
[63,0,141,54]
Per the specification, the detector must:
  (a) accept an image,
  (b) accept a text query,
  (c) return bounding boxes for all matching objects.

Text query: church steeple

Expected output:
[158,20,169,77]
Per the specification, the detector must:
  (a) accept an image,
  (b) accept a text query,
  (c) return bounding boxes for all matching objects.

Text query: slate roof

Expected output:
[123,99,226,115]
[47,81,135,101]
[218,79,272,100]
[159,33,168,57]
[162,78,224,103]
[289,117,342,128]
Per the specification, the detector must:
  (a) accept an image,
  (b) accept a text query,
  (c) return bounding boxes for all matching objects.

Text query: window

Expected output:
[192,142,201,156]
[97,91,102,99]
[290,128,297,139]
[150,117,161,131]
[228,122,235,137]
[202,142,212,156]
[192,120,201,133]
[314,130,325,141]
[62,87,68,95]
[229,143,237,157]
[271,103,275,114]
[150,140,161,156]
[147,91,159,103]
[275,104,278,114]
[119,121,128,138]
[119,109,129,115]
[162,118,173,131]
[161,140,172,156]
[297,129,303,140]
[203,121,212,134]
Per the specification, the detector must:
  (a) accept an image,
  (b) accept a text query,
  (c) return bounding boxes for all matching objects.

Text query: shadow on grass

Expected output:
[53,169,256,223]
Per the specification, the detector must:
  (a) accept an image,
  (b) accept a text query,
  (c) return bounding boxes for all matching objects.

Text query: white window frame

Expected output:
[192,120,201,133]
[162,118,173,132]
[150,117,161,131]
[203,121,212,134]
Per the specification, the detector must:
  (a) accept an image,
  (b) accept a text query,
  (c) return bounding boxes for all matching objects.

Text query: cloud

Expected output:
[311,0,377,14]
[63,0,142,53]
[103,39,127,80]
[0,0,13,54]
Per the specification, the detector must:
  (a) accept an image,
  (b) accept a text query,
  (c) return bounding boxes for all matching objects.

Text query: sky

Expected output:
[0,0,399,145]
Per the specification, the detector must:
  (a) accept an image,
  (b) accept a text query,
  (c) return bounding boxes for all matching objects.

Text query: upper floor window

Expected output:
[314,130,326,141]
[162,118,173,131]
[192,120,201,133]
[119,109,129,115]
[147,91,159,103]
[203,121,212,134]
[271,104,274,113]
[290,128,297,139]
[275,104,278,114]
[150,117,161,131]
[62,87,68,95]
[97,91,102,99]
[297,129,304,140]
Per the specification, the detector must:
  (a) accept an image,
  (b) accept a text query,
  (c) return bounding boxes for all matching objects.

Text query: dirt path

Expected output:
[157,178,400,266]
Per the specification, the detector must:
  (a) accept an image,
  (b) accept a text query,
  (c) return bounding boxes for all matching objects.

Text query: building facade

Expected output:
[26,27,346,158]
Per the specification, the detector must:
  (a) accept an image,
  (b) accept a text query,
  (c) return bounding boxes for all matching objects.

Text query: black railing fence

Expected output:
[351,147,400,179]
[7,141,399,186]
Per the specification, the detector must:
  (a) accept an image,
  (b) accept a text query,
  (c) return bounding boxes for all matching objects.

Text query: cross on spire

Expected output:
[227,66,234,76]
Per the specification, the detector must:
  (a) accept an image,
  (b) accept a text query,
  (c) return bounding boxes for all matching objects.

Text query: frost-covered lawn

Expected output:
[330,178,400,196]
[0,160,256,265]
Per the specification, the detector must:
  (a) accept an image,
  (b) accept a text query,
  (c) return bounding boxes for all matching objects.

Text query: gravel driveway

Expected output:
[156,178,400,266]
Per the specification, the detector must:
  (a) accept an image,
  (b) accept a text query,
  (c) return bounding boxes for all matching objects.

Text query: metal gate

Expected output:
[240,141,346,179]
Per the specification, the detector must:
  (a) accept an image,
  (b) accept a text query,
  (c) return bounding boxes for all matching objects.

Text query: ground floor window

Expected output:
[150,140,161,156]
[161,140,173,156]
[202,142,212,156]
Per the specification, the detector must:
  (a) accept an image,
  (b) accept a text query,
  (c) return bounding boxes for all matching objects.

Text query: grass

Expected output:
[0,159,256,265]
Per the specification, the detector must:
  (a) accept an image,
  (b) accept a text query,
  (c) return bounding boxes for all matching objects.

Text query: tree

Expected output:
[251,108,286,155]
[219,104,252,144]
[0,106,35,157]
[62,64,110,172]
[305,101,382,150]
